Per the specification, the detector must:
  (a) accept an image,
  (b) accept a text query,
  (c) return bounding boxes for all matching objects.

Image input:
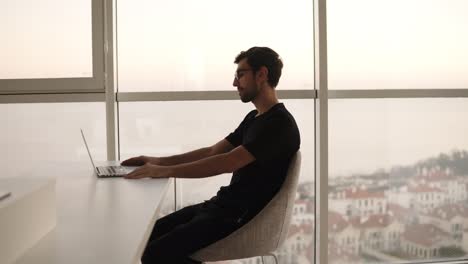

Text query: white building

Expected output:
[412,170,467,204]
[401,224,452,259]
[420,203,468,247]
[408,184,445,213]
[386,185,412,209]
[329,187,387,218]
[354,214,404,252]
[292,198,314,226]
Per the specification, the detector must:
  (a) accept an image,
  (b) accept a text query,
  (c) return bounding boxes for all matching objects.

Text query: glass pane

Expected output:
[119,101,251,216]
[117,0,314,92]
[0,103,106,178]
[328,0,468,89]
[328,99,468,263]
[119,99,315,263]
[0,0,93,79]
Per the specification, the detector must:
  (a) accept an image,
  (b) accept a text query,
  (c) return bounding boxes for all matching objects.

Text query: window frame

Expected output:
[2,1,468,263]
[0,0,105,95]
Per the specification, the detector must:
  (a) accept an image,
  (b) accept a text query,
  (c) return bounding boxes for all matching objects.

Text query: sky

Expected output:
[0,0,92,79]
[1,0,468,178]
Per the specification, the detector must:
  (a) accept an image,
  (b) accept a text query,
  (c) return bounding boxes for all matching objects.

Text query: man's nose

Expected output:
[233,78,239,87]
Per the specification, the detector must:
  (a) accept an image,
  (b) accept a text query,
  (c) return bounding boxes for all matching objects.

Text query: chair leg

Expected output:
[261,253,278,264]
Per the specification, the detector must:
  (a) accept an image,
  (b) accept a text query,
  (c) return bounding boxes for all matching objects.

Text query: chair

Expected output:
[191,151,302,264]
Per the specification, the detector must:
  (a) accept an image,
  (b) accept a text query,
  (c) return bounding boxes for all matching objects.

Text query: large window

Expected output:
[328,99,468,263]
[2,0,468,263]
[119,99,315,263]
[117,0,314,92]
[327,0,468,90]
[0,103,106,178]
[119,101,252,217]
[0,0,104,94]
[325,1,468,263]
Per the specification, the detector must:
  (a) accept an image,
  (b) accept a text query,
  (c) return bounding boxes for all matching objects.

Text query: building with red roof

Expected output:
[401,223,452,259]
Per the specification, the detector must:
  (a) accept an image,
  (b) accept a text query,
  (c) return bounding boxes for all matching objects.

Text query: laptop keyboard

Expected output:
[98,166,125,176]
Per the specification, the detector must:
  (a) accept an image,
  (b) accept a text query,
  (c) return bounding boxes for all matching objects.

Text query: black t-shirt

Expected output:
[211,103,301,220]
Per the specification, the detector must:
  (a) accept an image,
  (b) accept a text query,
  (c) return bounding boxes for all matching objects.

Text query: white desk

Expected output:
[11,161,171,264]
[0,177,56,264]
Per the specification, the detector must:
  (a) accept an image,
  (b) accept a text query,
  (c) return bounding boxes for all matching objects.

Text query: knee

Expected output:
[141,246,175,264]
[141,250,161,264]
[140,253,153,264]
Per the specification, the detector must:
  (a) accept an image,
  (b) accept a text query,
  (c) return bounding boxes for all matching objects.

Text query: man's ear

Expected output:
[256,66,269,83]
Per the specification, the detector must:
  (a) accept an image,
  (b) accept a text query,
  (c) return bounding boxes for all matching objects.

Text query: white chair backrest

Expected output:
[276,150,302,247]
[192,151,302,261]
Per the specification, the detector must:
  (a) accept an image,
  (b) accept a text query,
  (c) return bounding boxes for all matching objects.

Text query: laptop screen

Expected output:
[80,129,99,174]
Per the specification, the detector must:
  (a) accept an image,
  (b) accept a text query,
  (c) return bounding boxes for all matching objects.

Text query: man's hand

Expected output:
[124,163,169,179]
[121,155,154,166]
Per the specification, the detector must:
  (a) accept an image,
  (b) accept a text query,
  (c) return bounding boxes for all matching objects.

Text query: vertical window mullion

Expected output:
[314,0,329,263]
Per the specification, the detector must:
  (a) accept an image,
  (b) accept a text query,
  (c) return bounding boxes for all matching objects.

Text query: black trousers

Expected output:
[141,201,245,264]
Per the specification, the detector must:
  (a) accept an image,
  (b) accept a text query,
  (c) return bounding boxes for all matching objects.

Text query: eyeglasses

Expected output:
[234,69,253,81]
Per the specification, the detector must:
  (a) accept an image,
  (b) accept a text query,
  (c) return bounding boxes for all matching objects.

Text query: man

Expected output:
[122,47,300,264]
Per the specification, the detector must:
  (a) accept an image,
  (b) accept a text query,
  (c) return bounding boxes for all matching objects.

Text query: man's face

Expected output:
[233,58,259,103]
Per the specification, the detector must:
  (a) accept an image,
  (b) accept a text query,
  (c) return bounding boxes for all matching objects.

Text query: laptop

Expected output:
[0,191,11,201]
[80,129,138,178]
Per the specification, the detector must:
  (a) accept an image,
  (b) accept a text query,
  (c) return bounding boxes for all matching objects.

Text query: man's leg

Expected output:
[146,203,204,243]
[141,206,240,264]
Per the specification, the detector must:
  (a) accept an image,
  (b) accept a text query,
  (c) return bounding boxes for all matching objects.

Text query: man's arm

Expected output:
[154,139,235,166]
[124,146,255,179]
[121,139,234,166]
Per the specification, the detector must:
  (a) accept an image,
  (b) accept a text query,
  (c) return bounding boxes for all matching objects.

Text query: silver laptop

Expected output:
[80,129,138,178]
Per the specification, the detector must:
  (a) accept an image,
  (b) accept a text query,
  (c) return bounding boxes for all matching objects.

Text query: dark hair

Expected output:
[234,47,283,88]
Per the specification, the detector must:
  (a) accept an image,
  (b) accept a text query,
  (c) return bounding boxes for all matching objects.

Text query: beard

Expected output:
[239,87,259,103]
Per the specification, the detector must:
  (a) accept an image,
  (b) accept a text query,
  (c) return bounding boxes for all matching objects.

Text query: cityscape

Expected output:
[327,149,468,263]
